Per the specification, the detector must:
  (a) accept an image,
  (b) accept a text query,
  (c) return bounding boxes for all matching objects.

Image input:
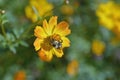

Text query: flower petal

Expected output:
[43,16,58,35]
[54,21,71,36]
[49,16,57,32]
[33,38,43,51]
[38,49,53,62]
[43,19,51,35]
[53,48,63,57]
[25,6,37,22]
[34,26,47,38]
[62,37,70,48]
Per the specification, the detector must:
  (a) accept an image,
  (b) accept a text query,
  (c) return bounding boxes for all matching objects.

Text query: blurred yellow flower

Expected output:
[112,26,120,39]
[25,0,53,22]
[112,6,120,38]
[92,40,105,56]
[60,4,74,15]
[33,16,71,62]
[96,1,120,38]
[73,1,80,8]
[14,70,26,80]
[67,60,79,76]
[111,37,120,46]
[96,1,115,30]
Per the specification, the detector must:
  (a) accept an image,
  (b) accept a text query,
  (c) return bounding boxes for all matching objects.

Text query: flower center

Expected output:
[50,34,63,49]
[41,34,62,51]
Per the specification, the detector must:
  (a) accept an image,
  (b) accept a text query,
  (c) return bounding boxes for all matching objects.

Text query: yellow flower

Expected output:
[111,37,120,46]
[60,4,74,15]
[25,0,53,22]
[33,16,71,62]
[14,70,26,80]
[112,26,120,39]
[112,6,120,38]
[96,1,115,30]
[92,40,105,56]
[67,60,79,76]
[96,1,120,32]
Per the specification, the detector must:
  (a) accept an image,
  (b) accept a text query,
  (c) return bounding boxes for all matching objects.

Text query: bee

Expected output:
[50,34,63,49]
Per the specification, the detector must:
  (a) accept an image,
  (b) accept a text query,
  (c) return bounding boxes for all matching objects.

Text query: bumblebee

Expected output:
[50,34,63,49]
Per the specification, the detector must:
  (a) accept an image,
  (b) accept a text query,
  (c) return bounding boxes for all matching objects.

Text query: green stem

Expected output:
[18,21,38,40]
[15,18,44,43]
[23,24,35,38]
[12,24,34,44]
[1,24,6,37]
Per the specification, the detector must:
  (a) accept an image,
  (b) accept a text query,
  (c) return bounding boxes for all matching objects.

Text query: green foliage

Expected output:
[0,0,120,80]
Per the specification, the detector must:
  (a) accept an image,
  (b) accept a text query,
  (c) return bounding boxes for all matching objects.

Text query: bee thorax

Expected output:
[51,40,62,49]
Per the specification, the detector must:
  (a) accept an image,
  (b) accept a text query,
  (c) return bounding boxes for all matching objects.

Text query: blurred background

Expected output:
[0,0,120,80]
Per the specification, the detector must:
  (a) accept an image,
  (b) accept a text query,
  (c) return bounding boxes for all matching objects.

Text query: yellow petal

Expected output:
[38,49,53,62]
[25,6,37,22]
[43,19,51,35]
[92,40,105,56]
[67,60,79,76]
[33,38,43,51]
[54,21,71,36]
[53,48,63,57]
[49,16,57,32]
[62,37,70,48]
[34,26,47,38]
[43,16,58,35]
[14,70,26,80]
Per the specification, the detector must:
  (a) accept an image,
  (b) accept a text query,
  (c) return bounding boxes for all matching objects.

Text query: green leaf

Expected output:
[19,40,29,47]
[13,29,20,39]
[9,45,16,53]
[6,33,15,42]
[2,20,8,25]
[0,34,4,41]
[13,28,24,39]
